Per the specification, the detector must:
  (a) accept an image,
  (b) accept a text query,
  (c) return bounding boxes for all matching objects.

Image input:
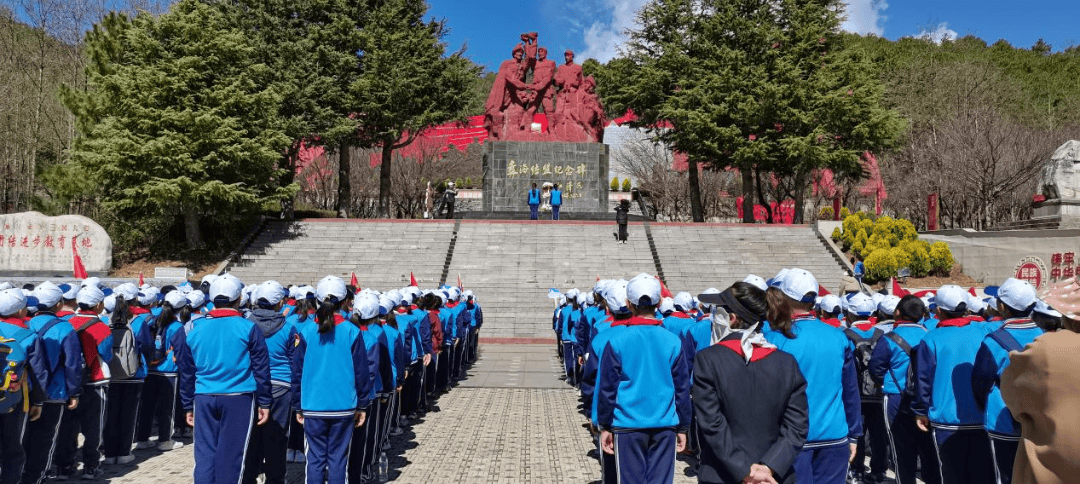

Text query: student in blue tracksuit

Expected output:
[841,293,889,484]
[0,289,48,484]
[135,289,188,452]
[176,275,272,484]
[597,274,690,484]
[378,295,407,444]
[103,283,155,465]
[22,282,84,484]
[464,290,483,362]
[242,281,298,484]
[527,183,541,220]
[558,292,581,385]
[580,280,626,484]
[662,292,697,337]
[764,269,862,484]
[290,279,370,484]
[869,296,940,484]
[971,278,1044,484]
[912,285,994,484]
[283,288,314,463]
[347,292,384,484]
[550,183,563,220]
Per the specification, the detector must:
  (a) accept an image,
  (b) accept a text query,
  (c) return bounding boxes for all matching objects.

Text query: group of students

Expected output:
[0,274,482,484]
[550,269,1067,484]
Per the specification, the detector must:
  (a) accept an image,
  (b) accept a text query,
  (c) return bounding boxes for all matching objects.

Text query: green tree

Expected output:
[350,0,479,218]
[609,0,904,224]
[59,2,295,249]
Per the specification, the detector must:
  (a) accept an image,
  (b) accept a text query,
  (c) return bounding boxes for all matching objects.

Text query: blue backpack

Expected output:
[0,336,29,414]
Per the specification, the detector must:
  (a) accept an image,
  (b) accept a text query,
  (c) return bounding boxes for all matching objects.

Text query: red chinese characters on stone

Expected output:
[44,236,54,249]
[81,237,92,248]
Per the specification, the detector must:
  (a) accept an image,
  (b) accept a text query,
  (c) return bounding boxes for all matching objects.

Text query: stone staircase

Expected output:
[224,220,845,339]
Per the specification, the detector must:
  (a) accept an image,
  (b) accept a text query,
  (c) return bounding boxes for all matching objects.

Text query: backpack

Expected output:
[0,337,28,414]
[108,323,141,380]
[844,328,884,399]
[883,331,919,397]
[988,328,1024,353]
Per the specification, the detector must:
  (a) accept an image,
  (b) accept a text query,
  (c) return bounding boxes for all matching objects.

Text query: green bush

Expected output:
[831,227,842,241]
[455,178,464,188]
[621,178,632,192]
[464,177,473,188]
[819,207,834,220]
[929,241,955,276]
[611,177,619,191]
[840,207,851,219]
[865,248,898,281]
[906,244,931,277]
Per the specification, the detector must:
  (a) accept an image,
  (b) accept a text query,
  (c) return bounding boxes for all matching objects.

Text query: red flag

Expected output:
[891,278,909,297]
[969,287,978,297]
[72,238,88,280]
[913,290,935,298]
[410,272,418,286]
[457,274,463,289]
[138,272,145,286]
[350,272,358,288]
[818,284,831,296]
[658,277,674,299]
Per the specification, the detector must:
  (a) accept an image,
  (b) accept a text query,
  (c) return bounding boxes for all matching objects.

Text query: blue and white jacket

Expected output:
[356,321,382,403]
[248,308,298,387]
[597,317,691,431]
[28,312,84,402]
[176,308,272,411]
[290,315,370,416]
[912,317,995,429]
[766,315,862,447]
[869,322,929,396]
[972,318,1043,438]
[0,317,50,406]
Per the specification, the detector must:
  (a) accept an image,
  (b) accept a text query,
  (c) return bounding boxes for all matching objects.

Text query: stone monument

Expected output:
[481,33,609,216]
[0,212,112,276]
[1034,140,1080,228]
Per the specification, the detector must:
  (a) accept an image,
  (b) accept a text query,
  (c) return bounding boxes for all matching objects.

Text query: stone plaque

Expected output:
[154,267,189,280]
[0,212,112,276]
[482,141,609,213]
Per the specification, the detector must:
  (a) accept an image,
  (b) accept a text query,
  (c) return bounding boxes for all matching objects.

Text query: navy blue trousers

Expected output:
[613,429,676,484]
[103,380,142,458]
[302,416,352,484]
[347,404,375,483]
[852,400,889,477]
[0,407,27,484]
[242,386,291,484]
[596,432,616,484]
[55,384,108,472]
[136,374,177,443]
[529,204,539,220]
[21,402,63,484]
[793,442,849,484]
[931,427,993,484]
[883,394,939,484]
[193,393,255,484]
[990,436,1019,484]
[552,205,561,220]
[562,342,576,384]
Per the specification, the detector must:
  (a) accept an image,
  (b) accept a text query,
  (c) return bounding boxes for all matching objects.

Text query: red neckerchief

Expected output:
[69,311,100,329]
[668,311,692,319]
[0,317,27,329]
[1002,318,1033,327]
[446,301,459,309]
[396,307,409,314]
[56,310,74,318]
[967,315,986,322]
[334,314,351,327]
[822,318,843,328]
[792,312,816,321]
[129,307,150,316]
[868,316,878,325]
[853,321,875,331]
[936,317,973,328]
[717,339,777,362]
[409,305,418,311]
[689,309,700,317]
[612,316,663,327]
[207,308,242,318]
[285,300,297,306]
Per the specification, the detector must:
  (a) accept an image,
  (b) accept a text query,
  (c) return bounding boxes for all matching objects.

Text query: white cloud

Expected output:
[840,0,888,36]
[579,0,649,63]
[919,22,957,44]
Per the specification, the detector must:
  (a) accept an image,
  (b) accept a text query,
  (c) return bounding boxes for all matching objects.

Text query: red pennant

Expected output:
[350,272,359,288]
[658,277,674,299]
[138,272,145,286]
[913,290,935,298]
[968,287,977,297]
[818,284,831,296]
[72,238,88,280]
[891,278,909,297]
[410,272,418,287]
[457,274,463,289]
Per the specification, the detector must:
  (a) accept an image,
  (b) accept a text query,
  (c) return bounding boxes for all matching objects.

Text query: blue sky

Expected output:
[427,0,1079,71]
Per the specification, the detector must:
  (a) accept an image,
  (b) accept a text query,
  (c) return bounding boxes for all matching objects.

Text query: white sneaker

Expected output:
[157,440,184,451]
[134,441,155,450]
[115,455,136,465]
[101,457,117,465]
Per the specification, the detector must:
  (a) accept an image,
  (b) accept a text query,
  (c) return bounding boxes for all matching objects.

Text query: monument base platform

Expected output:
[482,141,609,215]
[456,211,648,222]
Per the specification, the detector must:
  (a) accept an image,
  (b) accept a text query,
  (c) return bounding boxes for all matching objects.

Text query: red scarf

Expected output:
[0,317,27,329]
[717,339,776,362]
[612,316,663,327]
[129,307,151,316]
[821,318,843,328]
[207,308,242,318]
[936,317,973,328]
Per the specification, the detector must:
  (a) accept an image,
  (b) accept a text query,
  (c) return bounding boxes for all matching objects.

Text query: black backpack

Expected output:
[882,330,922,398]
[844,328,884,399]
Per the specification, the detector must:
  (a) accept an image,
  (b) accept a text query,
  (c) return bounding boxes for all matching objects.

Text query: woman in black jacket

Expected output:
[694,282,809,484]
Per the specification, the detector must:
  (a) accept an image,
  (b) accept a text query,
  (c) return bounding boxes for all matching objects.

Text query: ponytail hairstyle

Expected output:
[765,287,797,339]
[294,297,313,323]
[350,312,378,328]
[386,312,399,330]
[111,296,132,328]
[177,305,192,324]
[316,297,343,334]
[723,282,769,331]
[152,303,177,342]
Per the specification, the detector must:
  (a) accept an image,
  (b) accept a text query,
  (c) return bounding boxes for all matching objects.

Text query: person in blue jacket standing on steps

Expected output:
[176,274,272,484]
[550,183,563,220]
[972,278,1044,484]
[527,183,541,220]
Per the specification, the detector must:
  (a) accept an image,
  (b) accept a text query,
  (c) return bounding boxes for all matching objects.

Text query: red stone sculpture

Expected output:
[482,33,605,143]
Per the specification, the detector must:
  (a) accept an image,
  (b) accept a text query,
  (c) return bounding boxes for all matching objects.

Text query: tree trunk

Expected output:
[755,169,774,224]
[741,166,755,223]
[280,142,301,220]
[687,160,704,222]
[792,168,807,224]
[335,141,351,218]
[184,207,205,249]
[378,143,393,219]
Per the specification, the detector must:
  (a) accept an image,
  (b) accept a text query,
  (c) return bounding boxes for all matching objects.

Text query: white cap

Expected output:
[186,290,206,309]
[59,283,79,300]
[463,290,474,300]
[354,294,380,319]
[967,295,987,314]
[604,280,630,315]
[1034,300,1062,318]
[81,277,101,289]
[566,288,580,300]
[200,274,218,287]
[878,295,901,316]
[871,292,885,305]
[0,283,11,291]
[768,269,791,288]
[673,292,695,311]
[256,281,286,307]
[743,275,767,291]
[847,293,877,316]
[818,294,842,314]
[103,294,117,314]
[0,289,26,316]
[934,285,968,312]
[76,285,106,307]
[33,282,64,309]
[164,290,189,310]
[316,276,347,303]
[576,292,588,305]
[386,289,403,307]
[997,278,1037,313]
[298,286,316,301]
[209,274,244,303]
[114,283,139,302]
[137,286,159,306]
[658,297,675,315]
[778,268,818,304]
[378,295,394,316]
[626,273,662,307]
